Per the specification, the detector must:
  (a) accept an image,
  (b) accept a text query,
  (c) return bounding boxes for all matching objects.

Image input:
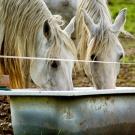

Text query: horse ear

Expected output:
[64,16,75,37]
[82,9,97,37]
[112,8,127,33]
[43,20,51,39]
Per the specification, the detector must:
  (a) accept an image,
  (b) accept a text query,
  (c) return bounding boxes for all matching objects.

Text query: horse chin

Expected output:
[94,81,116,90]
[39,83,73,91]
[44,86,73,91]
[52,85,74,91]
[96,85,116,90]
[30,73,74,90]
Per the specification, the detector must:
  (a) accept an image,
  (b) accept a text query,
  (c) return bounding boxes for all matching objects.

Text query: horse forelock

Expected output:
[76,0,113,62]
[46,17,77,60]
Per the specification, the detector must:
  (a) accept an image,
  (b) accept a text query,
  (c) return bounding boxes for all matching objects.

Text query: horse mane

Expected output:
[76,0,112,62]
[0,0,76,88]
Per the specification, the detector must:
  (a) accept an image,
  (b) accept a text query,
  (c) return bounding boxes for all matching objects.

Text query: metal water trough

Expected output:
[0,87,135,135]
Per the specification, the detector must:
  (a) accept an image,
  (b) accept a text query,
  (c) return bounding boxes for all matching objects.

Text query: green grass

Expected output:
[109,0,135,34]
[123,56,135,63]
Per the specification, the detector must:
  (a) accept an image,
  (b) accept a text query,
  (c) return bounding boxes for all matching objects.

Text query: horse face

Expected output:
[83,9,126,89]
[30,17,76,90]
[86,35,124,89]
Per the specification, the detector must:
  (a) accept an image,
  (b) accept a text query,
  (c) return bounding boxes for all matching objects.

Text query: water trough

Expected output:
[0,87,135,135]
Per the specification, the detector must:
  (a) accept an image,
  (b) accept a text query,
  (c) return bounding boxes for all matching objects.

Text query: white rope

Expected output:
[0,55,135,65]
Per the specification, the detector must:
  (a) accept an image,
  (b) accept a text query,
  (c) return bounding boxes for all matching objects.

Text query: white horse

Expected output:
[0,0,76,90]
[76,0,127,89]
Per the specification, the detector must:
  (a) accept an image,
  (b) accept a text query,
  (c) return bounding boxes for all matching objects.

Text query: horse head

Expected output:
[83,8,126,89]
[30,16,76,90]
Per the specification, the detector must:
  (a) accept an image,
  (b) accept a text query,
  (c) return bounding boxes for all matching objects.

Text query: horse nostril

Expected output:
[51,61,59,69]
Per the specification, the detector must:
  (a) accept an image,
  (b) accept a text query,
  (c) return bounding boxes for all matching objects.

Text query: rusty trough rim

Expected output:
[0,87,135,96]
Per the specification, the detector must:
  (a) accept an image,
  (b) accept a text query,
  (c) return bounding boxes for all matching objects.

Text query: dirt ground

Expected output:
[0,97,12,135]
[0,39,135,135]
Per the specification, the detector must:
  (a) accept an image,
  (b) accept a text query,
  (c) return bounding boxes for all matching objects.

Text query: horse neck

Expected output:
[80,0,112,25]
[0,0,54,88]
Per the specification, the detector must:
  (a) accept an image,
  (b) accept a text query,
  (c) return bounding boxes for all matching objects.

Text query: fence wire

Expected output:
[0,55,135,65]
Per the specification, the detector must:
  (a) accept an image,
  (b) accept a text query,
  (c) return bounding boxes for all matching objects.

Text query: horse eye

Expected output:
[51,61,59,69]
[91,54,97,61]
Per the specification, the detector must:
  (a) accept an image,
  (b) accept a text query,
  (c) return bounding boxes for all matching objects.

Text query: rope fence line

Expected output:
[0,55,135,65]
